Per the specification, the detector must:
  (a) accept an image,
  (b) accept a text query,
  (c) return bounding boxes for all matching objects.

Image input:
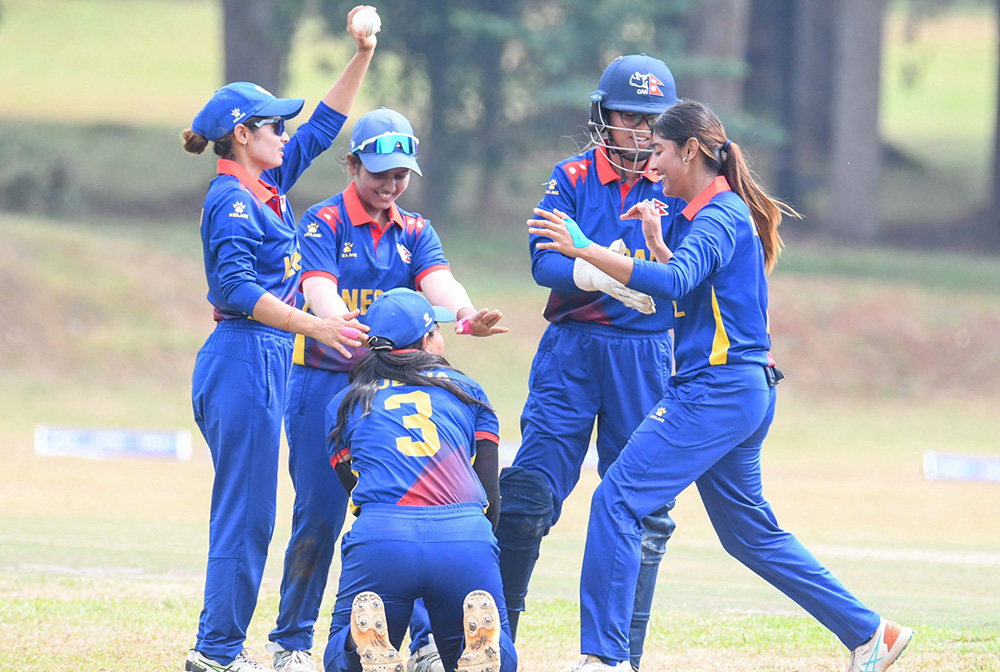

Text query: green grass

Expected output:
[1,215,1000,670]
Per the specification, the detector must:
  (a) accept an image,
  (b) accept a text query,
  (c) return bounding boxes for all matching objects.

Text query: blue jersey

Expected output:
[198,103,347,320]
[530,147,685,332]
[292,182,450,372]
[628,176,772,379]
[327,368,499,511]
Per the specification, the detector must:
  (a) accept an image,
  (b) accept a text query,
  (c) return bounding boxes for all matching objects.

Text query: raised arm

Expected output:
[321,6,379,115]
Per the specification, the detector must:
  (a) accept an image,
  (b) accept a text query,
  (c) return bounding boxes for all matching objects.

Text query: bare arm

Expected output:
[420,269,508,337]
[302,275,351,319]
[250,292,367,357]
[320,6,378,115]
[528,208,636,285]
[622,201,673,264]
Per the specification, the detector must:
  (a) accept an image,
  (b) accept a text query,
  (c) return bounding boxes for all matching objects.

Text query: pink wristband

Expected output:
[342,326,360,340]
[455,317,473,335]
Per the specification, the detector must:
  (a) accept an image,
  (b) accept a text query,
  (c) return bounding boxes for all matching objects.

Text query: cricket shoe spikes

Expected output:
[845,618,913,672]
[351,591,405,672]
[456,590,502,672]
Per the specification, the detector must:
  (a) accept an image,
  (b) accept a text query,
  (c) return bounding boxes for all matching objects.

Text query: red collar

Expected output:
[344,182,405,228]
[681,176,732,220]
[594,146,659,185]
[216,159,276,204]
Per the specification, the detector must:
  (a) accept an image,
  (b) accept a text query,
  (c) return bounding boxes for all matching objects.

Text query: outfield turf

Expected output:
[1,215,999,670]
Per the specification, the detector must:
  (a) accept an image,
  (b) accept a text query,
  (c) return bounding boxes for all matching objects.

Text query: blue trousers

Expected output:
[272,365,433,653]
[579,365,881,662]
[324,504,517,672]
[191,319,293,664]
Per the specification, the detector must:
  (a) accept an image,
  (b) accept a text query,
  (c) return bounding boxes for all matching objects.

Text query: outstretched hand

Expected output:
[456,308,508,337]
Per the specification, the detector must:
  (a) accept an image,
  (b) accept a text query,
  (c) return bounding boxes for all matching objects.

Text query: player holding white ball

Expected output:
[352,6,381,38]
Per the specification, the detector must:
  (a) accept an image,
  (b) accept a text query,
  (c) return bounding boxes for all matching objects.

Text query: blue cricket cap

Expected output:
[192,82,305,141]
[350,108,423,176]
[362,288,453,350]
[590,54,680,114]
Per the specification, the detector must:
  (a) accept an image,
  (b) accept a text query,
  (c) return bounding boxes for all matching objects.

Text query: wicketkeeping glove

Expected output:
[571,239,656,314]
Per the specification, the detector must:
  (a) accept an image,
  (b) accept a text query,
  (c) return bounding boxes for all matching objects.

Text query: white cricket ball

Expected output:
[352,7,381,37]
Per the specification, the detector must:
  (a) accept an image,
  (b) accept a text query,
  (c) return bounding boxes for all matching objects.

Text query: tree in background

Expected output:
[222,0,307,95]
[309,0,694,224]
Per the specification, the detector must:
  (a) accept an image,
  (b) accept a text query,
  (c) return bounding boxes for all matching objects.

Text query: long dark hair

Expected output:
[329,332,490,448]
[652,101,800,272]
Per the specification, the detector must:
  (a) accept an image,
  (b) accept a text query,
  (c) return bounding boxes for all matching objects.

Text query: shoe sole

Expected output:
[457,590,502,672]
[351,591,405,672]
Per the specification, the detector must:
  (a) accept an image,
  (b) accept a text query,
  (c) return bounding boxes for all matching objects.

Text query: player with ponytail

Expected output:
[530,100,911,672]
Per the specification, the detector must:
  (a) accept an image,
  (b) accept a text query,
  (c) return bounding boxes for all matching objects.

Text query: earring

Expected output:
[242,140,248,148]
[682,156,690,165]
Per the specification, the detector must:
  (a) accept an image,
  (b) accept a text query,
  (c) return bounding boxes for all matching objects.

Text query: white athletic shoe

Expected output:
[185,648,272,672]
[845,618,914,672]
[561,655,631,672]
[456,591,503,672]
[266,644,316,672]
[351,591,405,672]
[406,637,445,672]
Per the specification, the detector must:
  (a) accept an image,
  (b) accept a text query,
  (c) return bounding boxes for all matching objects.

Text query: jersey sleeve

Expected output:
[468,380,500,446]
[628,206,736,301]
[406,218,450,287]
[206,186,268,315]
[297,204,343,289]
[529,165,578,292]
[265,102,347,194]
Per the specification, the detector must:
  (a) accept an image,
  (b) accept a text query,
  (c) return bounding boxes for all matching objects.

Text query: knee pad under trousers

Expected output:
[495,467,555,619]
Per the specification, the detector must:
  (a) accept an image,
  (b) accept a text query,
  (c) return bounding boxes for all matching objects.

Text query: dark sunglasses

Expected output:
[353,132,419,157]
[251,117,286,136]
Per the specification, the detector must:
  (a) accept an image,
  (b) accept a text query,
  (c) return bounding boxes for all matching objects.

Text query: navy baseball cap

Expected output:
[363,288,453,350]
[192,82,305,141]
[590,54,680,114]
[350,108,423,176]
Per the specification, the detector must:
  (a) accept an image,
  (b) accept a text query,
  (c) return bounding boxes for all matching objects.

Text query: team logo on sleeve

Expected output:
[545,179,560,196]
[304,222,322,238]
[643,198,670,216]
[341,242,358,258]
[649,406,667,423]
[229,201,249,219]
[396,242,412,264]
[629,72,664,97]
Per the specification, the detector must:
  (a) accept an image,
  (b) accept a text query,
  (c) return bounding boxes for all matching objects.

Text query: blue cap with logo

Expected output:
[192,82,305,141]
[590,54,680,114]
[350,108,423,176]
[363,288,453,350]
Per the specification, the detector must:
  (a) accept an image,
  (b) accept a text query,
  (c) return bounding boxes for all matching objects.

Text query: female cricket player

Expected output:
[495,54,683,671]
[321,288,517,672]
[529,100,912,672]
[180,8,377,672]
[268,108,505,672]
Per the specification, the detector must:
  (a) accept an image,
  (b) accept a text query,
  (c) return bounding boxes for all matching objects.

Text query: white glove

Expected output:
[571,249,656,315]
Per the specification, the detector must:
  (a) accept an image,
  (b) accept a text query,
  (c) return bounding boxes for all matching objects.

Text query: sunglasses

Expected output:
[353,132,419,156]
[251,116,285,136]
[616,111,657,129]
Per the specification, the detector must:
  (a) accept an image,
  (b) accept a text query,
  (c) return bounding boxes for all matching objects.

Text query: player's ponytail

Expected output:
[653,101,800,272]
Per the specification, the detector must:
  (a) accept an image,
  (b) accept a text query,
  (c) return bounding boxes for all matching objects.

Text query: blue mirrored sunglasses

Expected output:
[252,117,285,135]
[353,132,419,157]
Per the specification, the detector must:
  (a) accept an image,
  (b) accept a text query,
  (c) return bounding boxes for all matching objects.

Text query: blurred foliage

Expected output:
[309,0,704,220]
[0,140,72,216]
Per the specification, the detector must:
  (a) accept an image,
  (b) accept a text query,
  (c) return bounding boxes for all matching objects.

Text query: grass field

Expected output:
[1,215,1000,671]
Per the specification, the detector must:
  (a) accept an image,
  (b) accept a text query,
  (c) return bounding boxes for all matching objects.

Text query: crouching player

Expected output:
[322,289,517,672]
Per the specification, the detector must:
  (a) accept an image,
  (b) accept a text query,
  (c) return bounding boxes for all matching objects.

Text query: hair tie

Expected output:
[722,139,732,153]
[367,336,396,351]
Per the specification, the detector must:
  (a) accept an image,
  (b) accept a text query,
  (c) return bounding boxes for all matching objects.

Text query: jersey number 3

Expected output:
[384,390,441,457]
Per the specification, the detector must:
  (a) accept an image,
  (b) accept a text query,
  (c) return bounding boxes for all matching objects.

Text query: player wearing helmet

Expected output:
[495,54,683,672]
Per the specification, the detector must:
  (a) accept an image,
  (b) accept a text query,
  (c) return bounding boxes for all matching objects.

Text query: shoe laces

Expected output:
[274,648,314,671]
[232,650,269,672]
